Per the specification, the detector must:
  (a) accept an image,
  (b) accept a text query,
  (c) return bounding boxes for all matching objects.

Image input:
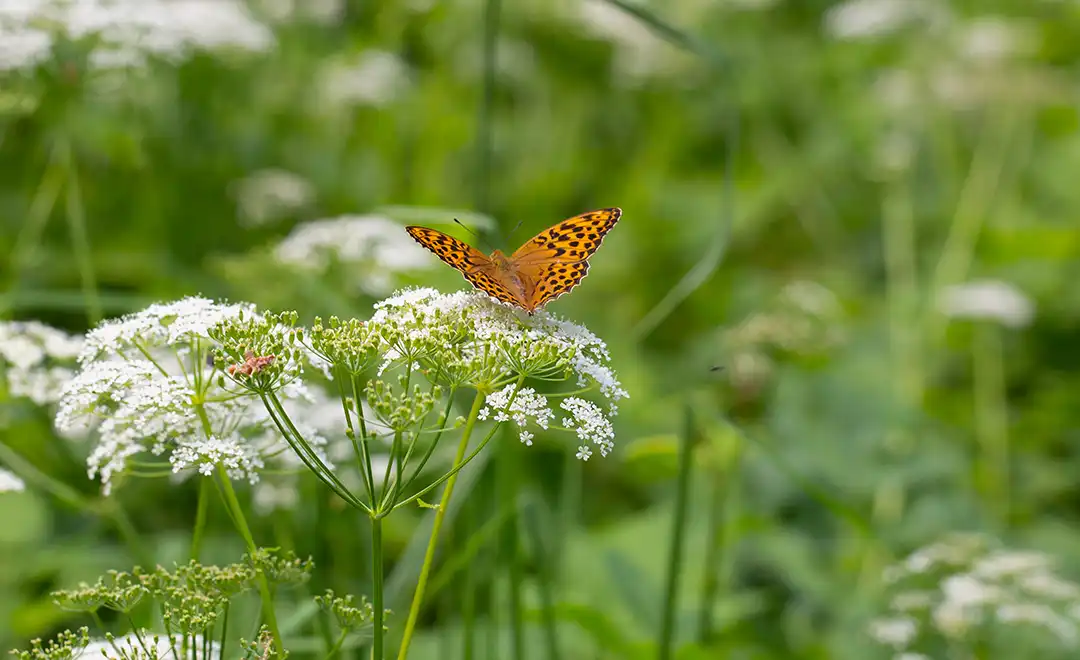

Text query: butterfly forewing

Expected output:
[509,208,621,266]
[405,225,526,307]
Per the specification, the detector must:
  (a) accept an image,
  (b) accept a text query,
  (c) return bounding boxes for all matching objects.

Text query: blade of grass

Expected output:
[658,405,697,660]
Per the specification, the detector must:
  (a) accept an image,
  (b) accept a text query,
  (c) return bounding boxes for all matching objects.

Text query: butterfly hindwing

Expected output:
[509,207,621,266]
[405,225,525,307]
[526,261,591,310]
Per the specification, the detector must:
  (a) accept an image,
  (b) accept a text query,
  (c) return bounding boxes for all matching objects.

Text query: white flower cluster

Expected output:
[0,320,83,405]
[55,296,327,495]
[0,467,25,493]
[871,533,1080,657]
[938,279,1035,329]
[230,168,315,228]
[479,386,553,446]
[0,0,275,72]
[369,287,627,459]
[73,631,221,659]
[274,215,436,295]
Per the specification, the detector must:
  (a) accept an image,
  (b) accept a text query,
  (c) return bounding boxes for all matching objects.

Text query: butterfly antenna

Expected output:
[453,218,482,239]
[506,219,525,243]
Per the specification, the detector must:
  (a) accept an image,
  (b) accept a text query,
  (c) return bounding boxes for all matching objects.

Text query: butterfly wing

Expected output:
[506,208,621,311]
[405,226,527,308]
[509,208,621,266]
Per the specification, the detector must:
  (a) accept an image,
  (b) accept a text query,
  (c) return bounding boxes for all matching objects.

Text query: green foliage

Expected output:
[4,0,1080,658]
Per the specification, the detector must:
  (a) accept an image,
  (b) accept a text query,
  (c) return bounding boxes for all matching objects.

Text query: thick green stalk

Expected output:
[973,323,1009,525]
[190,476,212,561]
[216,467,284,656]
[396,390,486,660]
[659,406,696,660]
[58,140,102,325]
[371,516,386,660]
[498,434,524,660]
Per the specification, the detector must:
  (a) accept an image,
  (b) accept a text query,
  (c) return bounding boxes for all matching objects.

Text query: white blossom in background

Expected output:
[955,17,1038,63]
[74,632,221,659]
[0,320,83,405]
[318,50,412,107]
[256,0,343,24]
[0,467,25,493]
[230,168,315,227]
[938,279,1035,328]
[0,0,274,72]
[274,215,436,295]
[823,0,951,40]
[871,533,1080,656]
[54,296,331,495]
[578,0,692,85]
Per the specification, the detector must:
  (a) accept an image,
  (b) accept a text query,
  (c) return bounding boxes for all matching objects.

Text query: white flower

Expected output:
[0,468,25,493]
[75,632,221,659]
[874,533,1080,653]
[481,386,553,430]
[57,297,328,494]
[230,168,315,227]
[79,296,256,365]
[823,0,949,40]
[0,320,83,405]
[318,50,412,107]
[257,0,343,24]
[275,216,435,295]
[575,445,591,461]
[560,397,614,458]
[170,434,264,484]
[938,279,1035,328]
[868,617,917,648]
[956,17,1037,62]
[0,0,274,72]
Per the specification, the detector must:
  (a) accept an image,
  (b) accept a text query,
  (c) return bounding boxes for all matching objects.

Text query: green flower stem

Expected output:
[696,426,742,643]
[395,389,486,660]
[973,322,1009,524]
[58,139,103,325]
[326,629,349,659]
[497,433,524,660]
[219,603,231,660]
[4,143,64,319]
[659,406,696,660]
[190,476,212,561]
[400,394,456,492]
[336,369,375,505]
[350,373,378,508]
[215,466,284,656]
[262,391,369,513]
[371,515,386,660]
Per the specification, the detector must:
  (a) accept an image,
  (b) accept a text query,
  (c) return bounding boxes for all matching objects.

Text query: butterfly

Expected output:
[405,208,621,314]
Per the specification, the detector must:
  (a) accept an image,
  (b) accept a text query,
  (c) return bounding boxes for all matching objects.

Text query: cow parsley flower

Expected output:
[0,0,274,72]
[345,288,625,460]
[274,215,436,296]
[0,320,83,405]
[0,467,25,493]
[871,533,1080,656]
[56,296,329,495]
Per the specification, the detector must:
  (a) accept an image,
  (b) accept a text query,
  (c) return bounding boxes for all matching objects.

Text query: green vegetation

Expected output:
[3,1,1080,658]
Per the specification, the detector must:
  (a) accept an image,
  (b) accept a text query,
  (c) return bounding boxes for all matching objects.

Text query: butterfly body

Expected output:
[406,207,621,314]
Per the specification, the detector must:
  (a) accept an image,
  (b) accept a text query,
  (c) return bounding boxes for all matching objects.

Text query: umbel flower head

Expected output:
[0,320,83,405]
[871,532,1080,658]
[54,296,333,495]
[304,288,627,462]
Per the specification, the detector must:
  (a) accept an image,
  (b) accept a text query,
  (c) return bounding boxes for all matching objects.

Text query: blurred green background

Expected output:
[3,0,1080,657]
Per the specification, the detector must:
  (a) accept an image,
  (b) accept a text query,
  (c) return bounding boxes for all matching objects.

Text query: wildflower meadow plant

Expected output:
[871,533,1080,659]
[42,286,625,657]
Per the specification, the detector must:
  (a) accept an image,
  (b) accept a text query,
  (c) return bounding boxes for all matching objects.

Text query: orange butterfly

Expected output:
[405,208,621,314]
